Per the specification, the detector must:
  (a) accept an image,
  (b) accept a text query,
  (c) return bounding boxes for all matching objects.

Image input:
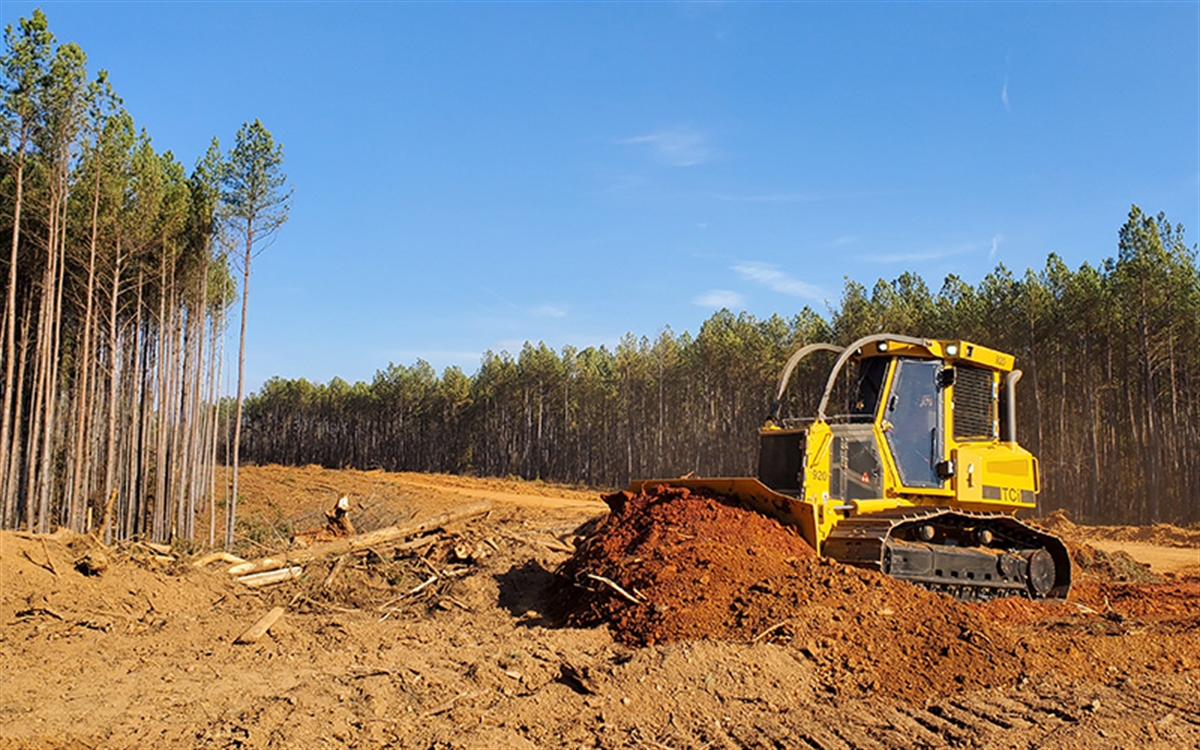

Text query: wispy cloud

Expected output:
[1001,76,1011,113]
[833,235,860,246]
[622,128,709,167]
[989,232,1003,260]
[531,304,567,318]
[733,262,824,300]
[693,289,745,308]
[494,339,526,354]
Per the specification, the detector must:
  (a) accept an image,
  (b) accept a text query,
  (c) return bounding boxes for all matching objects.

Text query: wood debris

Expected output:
[235,606,287,644]
[293,496,357,546]
[237,566,304,588]
[192,551,246,568]
[228,500,492,578]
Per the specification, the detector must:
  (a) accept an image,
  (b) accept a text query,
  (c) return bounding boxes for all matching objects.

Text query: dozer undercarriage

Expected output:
[823,508,1071,601]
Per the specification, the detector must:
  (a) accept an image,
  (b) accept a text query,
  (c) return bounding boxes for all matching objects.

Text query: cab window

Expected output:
[884,358,942,488]
[850,357,889,422]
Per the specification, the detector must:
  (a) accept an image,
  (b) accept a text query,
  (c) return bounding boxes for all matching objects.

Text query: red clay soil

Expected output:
[3,468,1199,749]
[558,484,1029,702]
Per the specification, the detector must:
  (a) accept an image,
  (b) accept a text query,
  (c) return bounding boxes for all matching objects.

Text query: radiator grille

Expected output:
[954,366,995,440]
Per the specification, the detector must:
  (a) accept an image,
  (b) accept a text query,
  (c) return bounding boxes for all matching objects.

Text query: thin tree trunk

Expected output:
[1,148,27,523]
[227,222,254,549]
[102,241,122,542]
[5,298,33,529]
[69,171,104,529]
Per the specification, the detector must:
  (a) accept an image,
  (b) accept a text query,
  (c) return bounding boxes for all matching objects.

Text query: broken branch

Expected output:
[584,573,644,604]
[753,620,792,642]
[41,539,59,577]
[408,575,438,595]
[192,551,246,568]
[235,606,286,644]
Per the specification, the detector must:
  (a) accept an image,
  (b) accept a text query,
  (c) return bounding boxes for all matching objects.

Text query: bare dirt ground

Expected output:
[2,465,1198,749]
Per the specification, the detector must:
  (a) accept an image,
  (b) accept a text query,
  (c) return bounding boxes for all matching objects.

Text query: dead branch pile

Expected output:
[222,499,492,576]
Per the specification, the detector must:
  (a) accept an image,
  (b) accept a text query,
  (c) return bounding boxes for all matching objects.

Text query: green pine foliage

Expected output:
[241,211,1200,526]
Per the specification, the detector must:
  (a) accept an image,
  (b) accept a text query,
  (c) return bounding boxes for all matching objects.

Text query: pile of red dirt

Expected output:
[558,485,1026,700]
[559,484,818,645]
[1038,508,1200,548]
[1068,540,1164,584]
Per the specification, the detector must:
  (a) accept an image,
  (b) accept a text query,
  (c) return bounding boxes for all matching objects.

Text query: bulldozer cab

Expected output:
[759,334,1037,513]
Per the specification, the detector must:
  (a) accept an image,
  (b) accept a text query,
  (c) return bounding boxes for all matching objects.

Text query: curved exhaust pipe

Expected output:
[1002,369,1022,443]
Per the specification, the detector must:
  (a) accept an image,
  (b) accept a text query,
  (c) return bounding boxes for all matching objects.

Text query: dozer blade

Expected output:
[629,477,819,551]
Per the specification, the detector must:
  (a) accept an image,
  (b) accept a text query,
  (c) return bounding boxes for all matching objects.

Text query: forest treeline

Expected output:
[240,206,1199,526]
[0,10,281,544]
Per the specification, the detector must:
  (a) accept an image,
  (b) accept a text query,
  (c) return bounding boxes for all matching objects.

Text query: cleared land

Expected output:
[1,465,1197,749]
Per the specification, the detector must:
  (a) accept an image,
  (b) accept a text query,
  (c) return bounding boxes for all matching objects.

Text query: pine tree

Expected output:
[221,119,291,548]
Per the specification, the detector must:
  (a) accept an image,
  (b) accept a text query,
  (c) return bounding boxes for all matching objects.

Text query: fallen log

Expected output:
[235,606,286,644]
[228,555,291,576]
[237,566,304,588]
[227,500,493,576]
[192,551,246,568]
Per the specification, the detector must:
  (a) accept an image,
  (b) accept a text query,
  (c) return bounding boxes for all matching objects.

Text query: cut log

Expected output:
[235,606,286,644]
[228,556,291,576]
[237,566,304,588]
[193,551,246,568]
[228,500,493,576]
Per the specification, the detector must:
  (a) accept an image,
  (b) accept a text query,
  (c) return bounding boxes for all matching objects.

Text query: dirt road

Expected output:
[2,465,1197,749]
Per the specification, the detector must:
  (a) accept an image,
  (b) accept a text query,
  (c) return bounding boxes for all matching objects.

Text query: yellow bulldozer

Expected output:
[631,333,1071,601]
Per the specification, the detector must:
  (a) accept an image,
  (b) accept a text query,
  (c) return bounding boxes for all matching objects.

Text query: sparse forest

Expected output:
[240,207,1199,526]
[0,10,285,545]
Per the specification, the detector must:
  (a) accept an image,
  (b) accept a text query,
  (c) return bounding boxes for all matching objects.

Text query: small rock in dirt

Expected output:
[75,550,109,576]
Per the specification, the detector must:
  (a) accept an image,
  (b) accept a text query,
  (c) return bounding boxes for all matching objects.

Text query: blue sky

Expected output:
[5,2,1198,392]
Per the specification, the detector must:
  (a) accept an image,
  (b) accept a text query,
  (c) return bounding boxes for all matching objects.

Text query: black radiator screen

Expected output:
[954,365,996,440]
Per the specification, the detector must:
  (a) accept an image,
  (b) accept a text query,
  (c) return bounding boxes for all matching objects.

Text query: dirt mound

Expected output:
[1069,540,1164,584]
[559,484,817,645]
[558,485,1025,701]
[1037,509,1200,548]
[1,529,248,624]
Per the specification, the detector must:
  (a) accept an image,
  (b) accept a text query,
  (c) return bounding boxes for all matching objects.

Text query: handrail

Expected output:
[816,334,933,421]
[764,343,844,424]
